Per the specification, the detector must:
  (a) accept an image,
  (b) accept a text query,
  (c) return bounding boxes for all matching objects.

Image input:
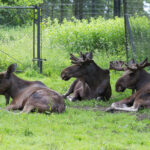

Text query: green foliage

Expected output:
[0,0,43,26]
[42,16,150,60]
[44,17,132,54]
[128,16,150,60]
[0,16,150,149]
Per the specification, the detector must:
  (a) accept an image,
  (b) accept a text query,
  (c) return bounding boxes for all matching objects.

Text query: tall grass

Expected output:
[0,16,150,75]
[44,17,125,53]
[0,17,150,150]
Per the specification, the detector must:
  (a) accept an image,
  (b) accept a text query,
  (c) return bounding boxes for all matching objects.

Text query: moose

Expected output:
[106,58,150,112]
[0,64,65,113]
[61,52,112,101]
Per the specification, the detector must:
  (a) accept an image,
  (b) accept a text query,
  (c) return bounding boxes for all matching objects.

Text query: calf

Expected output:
[61,52,111,101]
[0,64,65,113]
[106,58,150,112]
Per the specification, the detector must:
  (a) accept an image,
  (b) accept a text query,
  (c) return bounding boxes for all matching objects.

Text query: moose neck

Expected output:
[6,74,33,99]
[81,63,106,89]
[135,69,150,90]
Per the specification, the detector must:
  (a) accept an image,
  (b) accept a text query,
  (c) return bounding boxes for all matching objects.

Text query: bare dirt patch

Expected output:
[69,105,150,120]
[136,113,150,121]
[69,105,107,112]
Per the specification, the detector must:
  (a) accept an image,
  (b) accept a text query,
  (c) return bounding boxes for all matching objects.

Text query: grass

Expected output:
[0,19,150,149]
[0,62,150,150]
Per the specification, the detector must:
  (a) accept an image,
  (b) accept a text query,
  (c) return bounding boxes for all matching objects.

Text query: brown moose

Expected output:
[106,58,150,112]
[61,52,112,101]
[0,64,65,113]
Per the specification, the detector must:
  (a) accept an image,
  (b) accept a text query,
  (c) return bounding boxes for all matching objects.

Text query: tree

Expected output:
[60,0,64,22]
[114,0,121,17]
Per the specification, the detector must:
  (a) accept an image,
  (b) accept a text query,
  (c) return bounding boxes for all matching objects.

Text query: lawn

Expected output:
[0,25,150,150]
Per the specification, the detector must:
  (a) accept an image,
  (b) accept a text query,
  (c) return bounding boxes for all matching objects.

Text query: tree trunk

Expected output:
[60,0,64,22]
[114,0,121,17]
[79,0,83,19]
[91,0,95,17]
[74,0,79,19]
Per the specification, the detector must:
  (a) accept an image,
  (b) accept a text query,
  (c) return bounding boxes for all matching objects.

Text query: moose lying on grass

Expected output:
[61,52,111,101]
[0,64,65,113]
[106,58,150,112]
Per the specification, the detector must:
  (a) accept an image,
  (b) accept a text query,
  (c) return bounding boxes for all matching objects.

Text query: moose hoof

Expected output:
[67,96,73,102]
[96,96,103,100]
[112,103,127,108]
[62,94,67,99]
[105,107,115,112]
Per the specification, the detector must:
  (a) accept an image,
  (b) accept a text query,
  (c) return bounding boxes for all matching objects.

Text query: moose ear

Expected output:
[6,64,17,78]
[85,52,93,60]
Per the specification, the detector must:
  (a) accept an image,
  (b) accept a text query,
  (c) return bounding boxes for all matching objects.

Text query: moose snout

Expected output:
[61,71,70,81]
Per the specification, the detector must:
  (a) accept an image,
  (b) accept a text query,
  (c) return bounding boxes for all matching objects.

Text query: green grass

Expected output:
[0,65,149,150]
[0,18,150,149]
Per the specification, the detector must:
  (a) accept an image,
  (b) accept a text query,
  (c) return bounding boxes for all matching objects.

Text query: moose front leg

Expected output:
[5,104,21,111]
[4,93,10,105]
[106,94,136,112]
[63,79,79,98]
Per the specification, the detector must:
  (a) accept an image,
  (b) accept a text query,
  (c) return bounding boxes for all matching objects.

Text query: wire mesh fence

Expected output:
[125,0,150,62]
[0,0,150,72]
[0,7,36,71]
[40,0,114,21]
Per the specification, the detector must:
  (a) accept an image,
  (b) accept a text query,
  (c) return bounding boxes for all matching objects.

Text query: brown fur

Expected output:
[107,58,150,112]
[0,64,65,113]
[61,52,111,101]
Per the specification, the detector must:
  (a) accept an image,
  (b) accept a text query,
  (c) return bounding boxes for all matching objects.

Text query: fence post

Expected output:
[37,6,42,73]
[123,0,129,63]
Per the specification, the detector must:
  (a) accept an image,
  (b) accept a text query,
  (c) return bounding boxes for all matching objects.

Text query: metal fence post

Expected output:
[123,0,129,63]
[37,6,42,73]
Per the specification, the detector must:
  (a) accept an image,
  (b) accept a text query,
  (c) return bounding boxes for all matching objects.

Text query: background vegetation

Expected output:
[0,0,150,147]
[0,15,150,150]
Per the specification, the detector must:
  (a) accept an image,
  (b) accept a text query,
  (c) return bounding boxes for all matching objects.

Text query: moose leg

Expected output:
[113,94,136,107]
[67,95,79,102]
[21,101,49,113]
[20,93,50,113]
[106,94,135,112]
[67,89,81,102]
[20,104,35,114]
[5,93,10,105]
[63,79,79,98]
[5,104,22,111]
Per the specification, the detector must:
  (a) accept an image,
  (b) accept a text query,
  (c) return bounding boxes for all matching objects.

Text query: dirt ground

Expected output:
[70,105,150,121]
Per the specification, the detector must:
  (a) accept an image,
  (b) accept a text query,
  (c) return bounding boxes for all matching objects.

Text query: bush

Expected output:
[44,16,150,55]
[0,0,43,26]
[44,17,125,54]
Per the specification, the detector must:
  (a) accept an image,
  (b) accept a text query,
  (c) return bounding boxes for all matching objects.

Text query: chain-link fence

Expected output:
[41,0,114,21]
[0,6,38,71]
[124,0,150,62]
[1,0,150,72]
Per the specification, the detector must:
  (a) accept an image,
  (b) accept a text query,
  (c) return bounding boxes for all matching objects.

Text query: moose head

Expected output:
[109,58,150,92]
[0,64,17,94]
[61,52,93,81]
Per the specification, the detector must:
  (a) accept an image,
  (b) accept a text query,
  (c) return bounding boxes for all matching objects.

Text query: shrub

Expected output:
[44,16,150,55]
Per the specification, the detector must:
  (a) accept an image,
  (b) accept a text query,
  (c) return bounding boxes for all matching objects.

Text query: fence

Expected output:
[0,0,150,73]
[40,1,114,21]
[0,6,44,72]
[124,0,150,62]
